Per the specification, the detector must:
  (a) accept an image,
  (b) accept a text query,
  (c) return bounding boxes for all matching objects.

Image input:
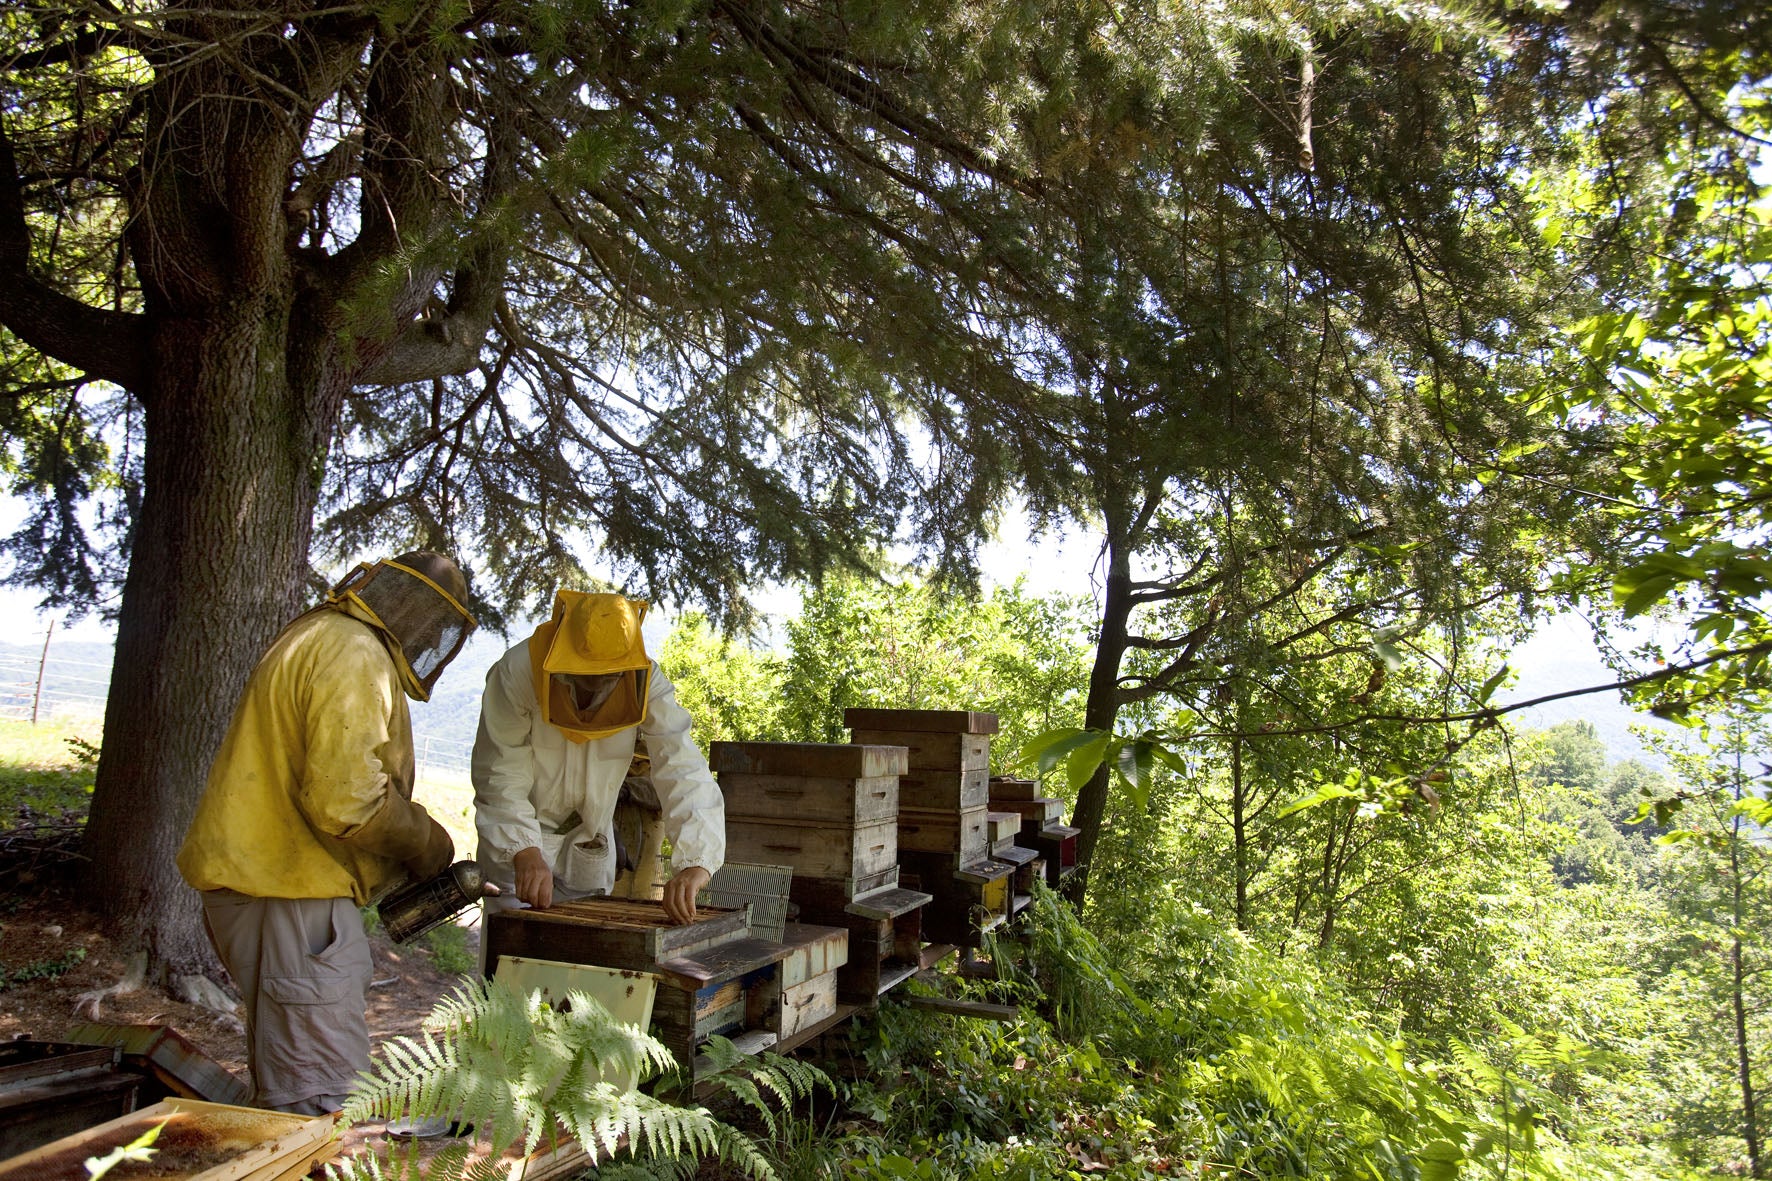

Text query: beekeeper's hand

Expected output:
[662,866,710,924]
[513,846,553,909]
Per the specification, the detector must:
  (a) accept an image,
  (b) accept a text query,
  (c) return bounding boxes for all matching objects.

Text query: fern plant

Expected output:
[327,977,792,1181]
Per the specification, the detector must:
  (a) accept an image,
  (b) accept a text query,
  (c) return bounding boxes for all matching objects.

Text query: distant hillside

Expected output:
[1500,615,1679,766]
[3,609,1689,772]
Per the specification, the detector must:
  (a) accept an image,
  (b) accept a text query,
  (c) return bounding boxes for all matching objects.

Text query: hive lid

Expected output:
[844,709,1000,735]
[710,741,909,778]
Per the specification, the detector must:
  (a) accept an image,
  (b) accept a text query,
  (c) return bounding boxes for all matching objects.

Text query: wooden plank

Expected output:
[692,990,747,1039]
[986,776,1042,800]
[483,899,749,973]
[842,708,999,735]
[788,865,898,912]
[726,817,896,881]
[845,885,932,921]
[848,729,991,772]
[653,938,791,990]
[986,810,1021,843]
[903,995,1021,1021]
[897,849,1014,885]
[64,1023,251,1106]
[709,741,908,778]
[777,923,850,988]
[995,796,1066,825]
[719,774,900,824]
[773,1002,861,1056]
[918,943,959,970]
[775,973,838,1039]
[0,1098,332,1181]
[895,767,989,811]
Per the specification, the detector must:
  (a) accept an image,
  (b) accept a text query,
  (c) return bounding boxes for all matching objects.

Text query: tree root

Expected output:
[72,949,148,1020]
[71,950,243,1032]
[171,973,242,1029]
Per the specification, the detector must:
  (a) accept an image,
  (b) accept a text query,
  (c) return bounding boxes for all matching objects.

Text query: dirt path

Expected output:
[0,887,470,1084]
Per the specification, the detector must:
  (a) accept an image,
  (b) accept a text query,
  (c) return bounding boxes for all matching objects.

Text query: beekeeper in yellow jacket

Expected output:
[178,551,475,1114]
[472,591,724,925]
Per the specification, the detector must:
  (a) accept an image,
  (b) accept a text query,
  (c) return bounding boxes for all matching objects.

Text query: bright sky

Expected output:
[0,495,1674,762]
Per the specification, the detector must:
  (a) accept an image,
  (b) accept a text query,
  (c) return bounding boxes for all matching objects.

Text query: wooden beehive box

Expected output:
[483,899,791,1083]
[712,741,909,905]
[992,843,1041,914]
[900,855,1015,949]
[0,1097,333,1181]
[482,898,750,972]
[833,888,928,1006]
[652,938,793,1067]
[1027,824,1082,885]
[844,708,997,773]
[897,805,990,861]
[771,924,850,1047]
[987,810,1023,856]
[896,767,990,811]
[710,741,909,780]
[724,815,898,884]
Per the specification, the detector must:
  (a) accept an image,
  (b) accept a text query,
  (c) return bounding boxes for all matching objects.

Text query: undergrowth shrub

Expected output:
[330,977,826,1181]
[812,882,1685,1180]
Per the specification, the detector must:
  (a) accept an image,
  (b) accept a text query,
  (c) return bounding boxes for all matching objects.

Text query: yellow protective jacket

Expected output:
[178,608,434,904]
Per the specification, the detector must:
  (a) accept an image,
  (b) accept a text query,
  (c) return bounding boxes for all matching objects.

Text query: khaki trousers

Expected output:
[200,891,374,1113]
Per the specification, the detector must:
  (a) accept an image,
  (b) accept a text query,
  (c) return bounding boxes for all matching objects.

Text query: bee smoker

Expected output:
[380,860,488,944]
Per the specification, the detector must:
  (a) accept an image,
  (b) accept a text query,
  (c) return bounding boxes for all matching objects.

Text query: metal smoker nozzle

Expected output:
[382,859,486,945]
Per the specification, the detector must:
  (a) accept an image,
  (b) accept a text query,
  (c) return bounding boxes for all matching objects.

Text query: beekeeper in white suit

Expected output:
[471,590,725,925]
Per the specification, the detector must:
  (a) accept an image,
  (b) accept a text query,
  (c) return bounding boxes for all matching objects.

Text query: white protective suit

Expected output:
[470,604,725,900]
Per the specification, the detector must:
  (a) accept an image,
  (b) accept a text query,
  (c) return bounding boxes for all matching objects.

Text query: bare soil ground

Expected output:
[0,885,470,1083]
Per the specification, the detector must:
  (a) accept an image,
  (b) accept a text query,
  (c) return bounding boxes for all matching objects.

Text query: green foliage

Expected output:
[0,720,98,821]
[663,574,1091,764]
[334,978,781,1180]
[0,944,85,990]
[1547,82,1772,716]
[657,613,788,748]
[420,923,475,976]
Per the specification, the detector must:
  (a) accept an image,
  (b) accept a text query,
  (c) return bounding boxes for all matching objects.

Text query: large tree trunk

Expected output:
[81,303,333,978]
[1062,528,1132,911]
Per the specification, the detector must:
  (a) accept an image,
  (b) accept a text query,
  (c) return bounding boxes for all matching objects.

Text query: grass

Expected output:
[415,766,478,868]
[0,716,475,842]
[0,718,101,821]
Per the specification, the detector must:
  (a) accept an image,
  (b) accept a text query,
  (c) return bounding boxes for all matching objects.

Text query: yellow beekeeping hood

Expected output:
[326,555,477,702]
[528,591,651,742]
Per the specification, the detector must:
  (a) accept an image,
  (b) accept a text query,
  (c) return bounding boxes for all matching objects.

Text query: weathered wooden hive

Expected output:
[709,740,932,1009]
[482,897,789,1080]
[989,776,1081,889]
[845,709,1018,948]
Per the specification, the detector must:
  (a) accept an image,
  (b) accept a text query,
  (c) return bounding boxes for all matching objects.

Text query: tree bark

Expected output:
[1062,527,1131,910]
[81,301,338,977]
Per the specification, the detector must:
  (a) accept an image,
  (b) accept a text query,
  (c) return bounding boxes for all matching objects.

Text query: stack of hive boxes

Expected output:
[710,741,932,1010]
[844,709,1019,947]
[989,776,1080,890]
[483,897,790,1080]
